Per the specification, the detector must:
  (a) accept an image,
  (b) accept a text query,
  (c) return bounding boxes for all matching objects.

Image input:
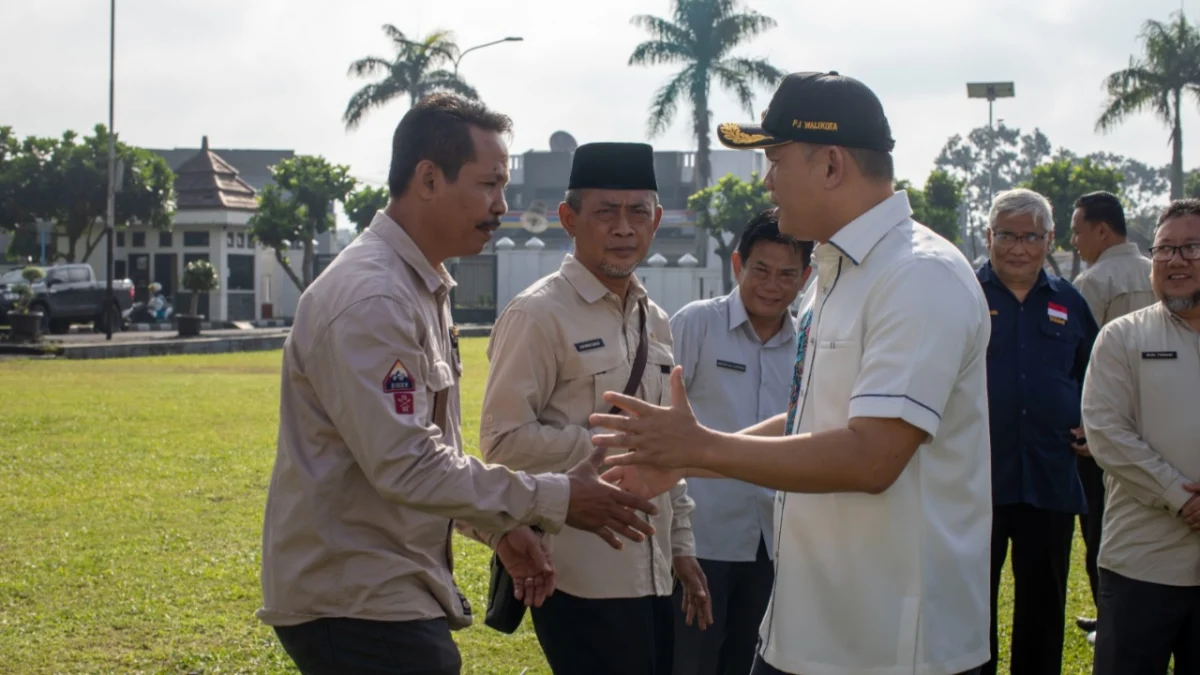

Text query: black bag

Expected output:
[484,301,649,633]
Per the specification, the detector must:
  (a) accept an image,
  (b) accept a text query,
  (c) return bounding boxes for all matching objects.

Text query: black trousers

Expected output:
[750,655,983,675]
[1077,456,1106,605]
[273,617,461,675]
[531,590,674,675]
[1093,569,1200,675]
[982,504,1075,675]
[673,536,775,675]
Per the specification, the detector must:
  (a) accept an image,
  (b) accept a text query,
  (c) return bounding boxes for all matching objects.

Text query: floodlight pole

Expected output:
[104,0,116,340]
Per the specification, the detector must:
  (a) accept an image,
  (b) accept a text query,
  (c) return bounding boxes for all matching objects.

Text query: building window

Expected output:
[114,260,127,279]
[183,231,210,247]
[159,231,172,247]
[227,254,255,291]
[132,231,146,248]
[226,232,235,247]
[116,231,125,247]
[510,156,522,170]
[236,233,246,248]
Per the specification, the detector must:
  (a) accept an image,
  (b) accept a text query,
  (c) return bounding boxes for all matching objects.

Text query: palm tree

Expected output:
[1097,11,1200,199]
[343,26,479,130]
[628,0,783,190]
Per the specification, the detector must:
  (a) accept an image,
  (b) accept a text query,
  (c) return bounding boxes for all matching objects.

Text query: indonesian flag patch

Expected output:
[1047,302,1068,325]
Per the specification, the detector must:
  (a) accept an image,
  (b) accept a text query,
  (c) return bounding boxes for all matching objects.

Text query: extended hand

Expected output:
[600,464,685,500]
[565,446,659,550]
[1182,483,1200,533]
[589,366,715,470]
[674,556,713,630]
[1071,427,1090,458]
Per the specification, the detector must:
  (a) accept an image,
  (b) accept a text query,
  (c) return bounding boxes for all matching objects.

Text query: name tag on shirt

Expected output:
[717,359,747,373]
[1142,351,1177,360]
[574,338,605,353]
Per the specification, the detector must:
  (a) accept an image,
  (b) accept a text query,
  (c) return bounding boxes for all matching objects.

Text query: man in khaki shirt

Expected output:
[258,95,660,675]
[1081,198,1200,675]
[481,142,709,675]
[1067,190,1157,639]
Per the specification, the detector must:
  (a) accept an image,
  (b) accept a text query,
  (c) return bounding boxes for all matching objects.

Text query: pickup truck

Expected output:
[0,263,135,334]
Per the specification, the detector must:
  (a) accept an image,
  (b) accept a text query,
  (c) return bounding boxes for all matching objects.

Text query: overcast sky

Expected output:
[3,0,1198,197]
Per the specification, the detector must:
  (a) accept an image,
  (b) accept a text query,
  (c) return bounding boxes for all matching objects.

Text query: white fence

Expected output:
[494,236,726,318]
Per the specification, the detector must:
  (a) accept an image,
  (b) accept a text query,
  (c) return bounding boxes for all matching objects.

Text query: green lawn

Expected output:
[0,339,1098,674]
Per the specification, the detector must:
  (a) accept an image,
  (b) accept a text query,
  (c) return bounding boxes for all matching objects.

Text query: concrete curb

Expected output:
[60,333,289,360]
[66,318,294,334]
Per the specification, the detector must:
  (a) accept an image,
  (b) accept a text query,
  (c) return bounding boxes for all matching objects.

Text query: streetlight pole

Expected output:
[452,37,523,76]
[966,81,1014,259]
[104,0,116,340]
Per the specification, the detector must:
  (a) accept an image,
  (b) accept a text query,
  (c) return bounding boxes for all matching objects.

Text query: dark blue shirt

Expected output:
[977,262,1099,514]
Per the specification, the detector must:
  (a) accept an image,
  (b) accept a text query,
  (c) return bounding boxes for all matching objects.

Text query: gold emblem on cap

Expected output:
[719,123,771,145]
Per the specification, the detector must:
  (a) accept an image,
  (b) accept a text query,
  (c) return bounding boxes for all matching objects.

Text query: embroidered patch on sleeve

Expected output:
[383,360,416,392]
[393,392,414,415]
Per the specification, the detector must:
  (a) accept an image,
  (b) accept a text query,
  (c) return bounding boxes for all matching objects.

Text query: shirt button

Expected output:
[1022,409,1028,415]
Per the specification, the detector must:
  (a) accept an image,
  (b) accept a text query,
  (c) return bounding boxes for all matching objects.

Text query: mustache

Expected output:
[477,218,501,229]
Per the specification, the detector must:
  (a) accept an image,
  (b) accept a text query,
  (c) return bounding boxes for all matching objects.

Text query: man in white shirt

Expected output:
[669,210,812,675]
[591,71,993,675]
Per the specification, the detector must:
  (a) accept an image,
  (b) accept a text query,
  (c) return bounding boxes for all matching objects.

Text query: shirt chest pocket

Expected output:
[1038,322,1078,374]
[810,338,861,426]
[561,349,628,420]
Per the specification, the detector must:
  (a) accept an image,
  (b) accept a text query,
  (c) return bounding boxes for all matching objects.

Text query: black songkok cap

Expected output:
[567,142,658,191]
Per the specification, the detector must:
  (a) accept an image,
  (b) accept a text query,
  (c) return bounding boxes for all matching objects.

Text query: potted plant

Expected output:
[8,266,46,342]
[178,259,219,337]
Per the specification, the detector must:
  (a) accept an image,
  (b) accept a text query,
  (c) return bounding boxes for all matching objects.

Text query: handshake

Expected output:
[493,443,679,609]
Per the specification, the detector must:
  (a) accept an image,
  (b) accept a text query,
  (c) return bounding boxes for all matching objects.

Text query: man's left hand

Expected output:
[589,366,715,470]
[1182,483,1200,532]
[495,527,555,608]
[674,556,712,630]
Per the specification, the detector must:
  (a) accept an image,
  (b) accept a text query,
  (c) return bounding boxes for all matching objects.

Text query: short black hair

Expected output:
[1157,197,1200,226]
[1074,191,1127,237]
[736,209,814,269]
[387,93,513,197]
[846,147,895,182]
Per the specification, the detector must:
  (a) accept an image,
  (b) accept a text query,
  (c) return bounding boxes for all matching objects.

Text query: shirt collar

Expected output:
[1096,241,1143,263]
[725,287,799,345]
[561,254,647,305]
[824,191,914,266]
[367,211,455,295]
[978,261,1059,293]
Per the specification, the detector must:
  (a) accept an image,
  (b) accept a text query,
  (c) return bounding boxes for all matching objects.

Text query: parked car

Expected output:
[0,263,135,334]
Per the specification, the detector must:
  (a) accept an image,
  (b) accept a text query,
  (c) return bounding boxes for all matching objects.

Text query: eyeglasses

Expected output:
[1148,243,1200,262]
[991,231,1048,247]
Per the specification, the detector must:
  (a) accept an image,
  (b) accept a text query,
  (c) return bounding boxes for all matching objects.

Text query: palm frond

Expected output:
[342,78,408,130]
[1096,62,1170,132]
[630,14,694,46]
[421,70,480,100]
[719,57,784,88]
[711,11,778,59]
[628,39,694,67]
[346,56,393,79]
[646,66,696,138]
[712,67,755,117]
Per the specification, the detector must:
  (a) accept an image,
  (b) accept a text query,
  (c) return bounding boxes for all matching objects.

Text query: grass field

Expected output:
[0,338,1099,674]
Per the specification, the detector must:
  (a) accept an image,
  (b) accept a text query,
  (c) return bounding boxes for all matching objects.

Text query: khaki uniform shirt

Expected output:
[258,213,571,629]
[1082,303,1200,587]
[480,254,696,600]
[1074,242,1156,325]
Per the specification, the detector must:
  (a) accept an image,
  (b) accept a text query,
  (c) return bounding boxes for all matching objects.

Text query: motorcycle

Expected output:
[122,283,174,326]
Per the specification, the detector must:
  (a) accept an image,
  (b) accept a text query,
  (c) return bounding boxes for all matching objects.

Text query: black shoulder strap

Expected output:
[609,300,648,415]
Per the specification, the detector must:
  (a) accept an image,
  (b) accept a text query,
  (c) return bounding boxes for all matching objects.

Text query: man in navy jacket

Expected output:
[976,189,1100,675]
